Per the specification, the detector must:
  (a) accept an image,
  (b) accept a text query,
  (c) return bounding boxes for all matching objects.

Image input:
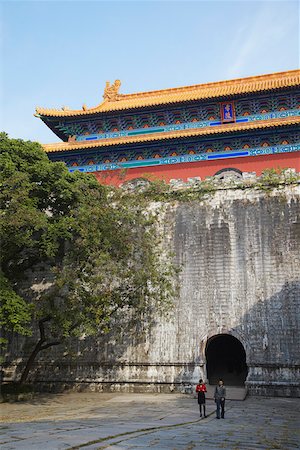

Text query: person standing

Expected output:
[196,379,207,418]
[214,379,226,419]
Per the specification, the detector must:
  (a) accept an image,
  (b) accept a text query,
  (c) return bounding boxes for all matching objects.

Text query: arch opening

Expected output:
[205,334,248,386]
[214,168,243,181]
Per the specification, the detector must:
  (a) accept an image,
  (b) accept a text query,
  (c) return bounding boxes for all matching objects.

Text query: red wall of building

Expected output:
[93,152,300,186]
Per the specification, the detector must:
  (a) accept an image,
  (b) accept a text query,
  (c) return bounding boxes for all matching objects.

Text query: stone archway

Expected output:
[214,168,243,181]
[205,334,248,386]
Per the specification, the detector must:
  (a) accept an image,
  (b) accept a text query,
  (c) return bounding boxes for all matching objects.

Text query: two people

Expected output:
[196,378,226,419]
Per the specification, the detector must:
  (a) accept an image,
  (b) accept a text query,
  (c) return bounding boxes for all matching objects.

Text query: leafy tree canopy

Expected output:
[0,133,175,380]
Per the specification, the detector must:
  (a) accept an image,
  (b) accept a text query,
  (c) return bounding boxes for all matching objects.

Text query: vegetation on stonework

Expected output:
[255,167,300,191]
[133,168,300,202]
[0,133,176,384]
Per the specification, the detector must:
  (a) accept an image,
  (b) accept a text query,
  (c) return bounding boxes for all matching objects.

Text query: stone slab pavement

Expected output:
[0,392,299,449]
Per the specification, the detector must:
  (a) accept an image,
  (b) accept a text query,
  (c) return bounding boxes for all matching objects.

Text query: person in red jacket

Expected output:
[196,379,207,417]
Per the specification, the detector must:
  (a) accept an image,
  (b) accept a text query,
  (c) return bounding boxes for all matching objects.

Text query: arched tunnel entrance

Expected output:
[205,334,248,386]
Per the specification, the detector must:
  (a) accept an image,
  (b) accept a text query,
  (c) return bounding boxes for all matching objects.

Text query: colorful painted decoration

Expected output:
[220,102,235,123]
[36,70,300,185]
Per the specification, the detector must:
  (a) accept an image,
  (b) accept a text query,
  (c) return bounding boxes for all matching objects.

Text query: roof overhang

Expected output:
[43,116,300,153]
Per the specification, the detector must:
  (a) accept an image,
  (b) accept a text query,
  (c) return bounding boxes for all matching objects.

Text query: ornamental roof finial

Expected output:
[103,79,121,101]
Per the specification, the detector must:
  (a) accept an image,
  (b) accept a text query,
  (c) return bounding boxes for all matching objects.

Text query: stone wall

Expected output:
[4,185,300,397]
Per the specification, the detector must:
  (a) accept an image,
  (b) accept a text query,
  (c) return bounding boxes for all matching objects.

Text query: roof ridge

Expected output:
[36,69,300,117]
[120,69,300,99]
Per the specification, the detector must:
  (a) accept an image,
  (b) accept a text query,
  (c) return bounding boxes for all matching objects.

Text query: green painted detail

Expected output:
[128,128,162,136]
[122,160,161,168]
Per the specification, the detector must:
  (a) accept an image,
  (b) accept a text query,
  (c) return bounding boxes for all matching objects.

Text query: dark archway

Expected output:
[214,168,243,181]
[205,334,248,386]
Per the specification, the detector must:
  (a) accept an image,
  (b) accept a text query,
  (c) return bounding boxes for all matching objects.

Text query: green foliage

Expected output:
[0,270,32,354]
[42,192,175,338]
[0,132,102,274]
[0,133,176,353]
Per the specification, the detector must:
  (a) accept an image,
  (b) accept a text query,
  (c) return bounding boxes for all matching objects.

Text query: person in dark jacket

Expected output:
[196,379,207,417]
[214,379,226,419]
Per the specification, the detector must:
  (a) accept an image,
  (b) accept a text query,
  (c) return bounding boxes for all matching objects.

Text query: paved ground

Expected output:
[0,392,299,449]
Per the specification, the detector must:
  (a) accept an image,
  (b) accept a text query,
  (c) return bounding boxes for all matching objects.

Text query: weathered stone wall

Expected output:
[4,185,300,396]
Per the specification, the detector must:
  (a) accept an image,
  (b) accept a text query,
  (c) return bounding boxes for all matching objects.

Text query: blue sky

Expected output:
[1,0,299,143]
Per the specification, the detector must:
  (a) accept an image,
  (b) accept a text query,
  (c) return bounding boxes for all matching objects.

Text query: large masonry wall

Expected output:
[4,185,300,396]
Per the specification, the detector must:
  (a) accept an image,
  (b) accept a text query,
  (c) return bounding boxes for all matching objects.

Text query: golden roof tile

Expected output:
[43,115,300,153]
[36,70,300,117]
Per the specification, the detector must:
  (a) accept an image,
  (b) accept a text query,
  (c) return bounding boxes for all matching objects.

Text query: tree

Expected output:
[0,270,32,349]
[0,133,175,384]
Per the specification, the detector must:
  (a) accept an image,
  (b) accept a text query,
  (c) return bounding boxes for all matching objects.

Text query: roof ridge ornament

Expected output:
[103,79,122,101]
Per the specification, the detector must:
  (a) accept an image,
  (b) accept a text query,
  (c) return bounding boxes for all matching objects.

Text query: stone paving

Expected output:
[0,392,299,449]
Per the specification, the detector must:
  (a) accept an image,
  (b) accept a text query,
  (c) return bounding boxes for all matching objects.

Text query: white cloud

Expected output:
[225,2,299,78]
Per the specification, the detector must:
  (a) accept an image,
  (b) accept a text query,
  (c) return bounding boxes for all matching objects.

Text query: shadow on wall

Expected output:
[172,280,300,397]
[230,280,300,397]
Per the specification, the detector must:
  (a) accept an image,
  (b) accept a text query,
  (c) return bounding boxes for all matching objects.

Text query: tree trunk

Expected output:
[19,316,61,385]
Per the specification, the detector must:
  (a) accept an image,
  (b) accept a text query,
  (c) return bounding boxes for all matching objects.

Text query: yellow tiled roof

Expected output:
[36,70,300,117]
[43,116,300,153]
